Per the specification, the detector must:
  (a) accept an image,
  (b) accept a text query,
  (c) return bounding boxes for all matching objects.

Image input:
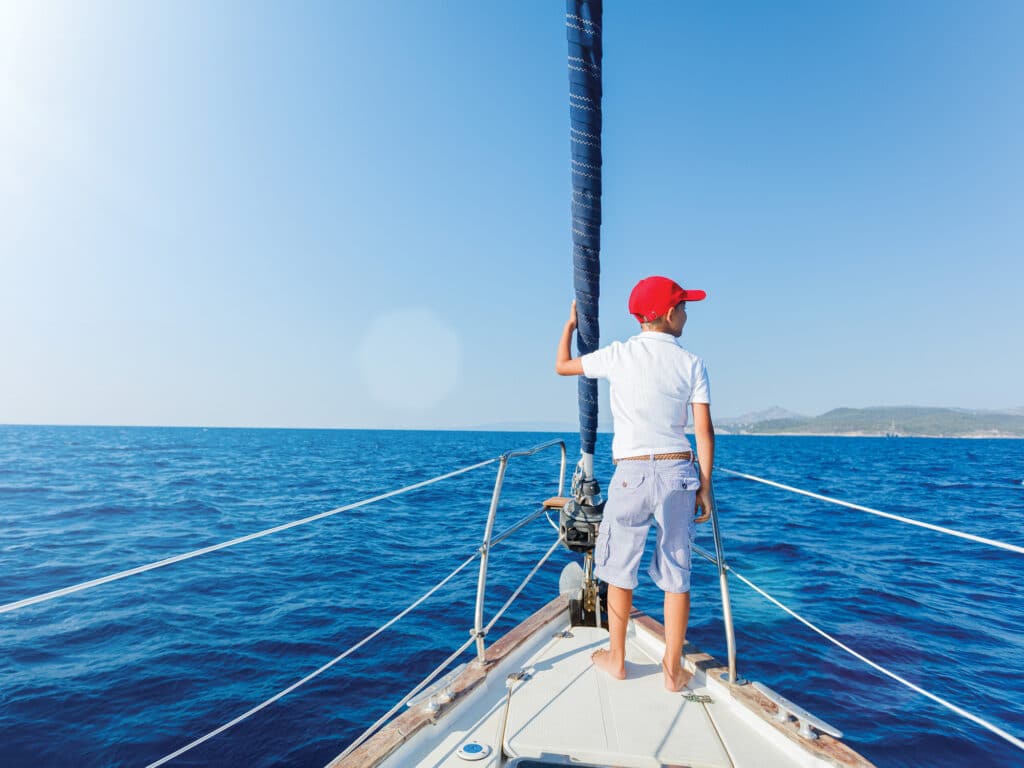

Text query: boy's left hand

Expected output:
[694,486,712,523]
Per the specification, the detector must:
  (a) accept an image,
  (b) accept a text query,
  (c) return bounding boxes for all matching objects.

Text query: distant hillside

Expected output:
[740,406,1024,438]
[462,406,1024,437]
[718,407,805,427]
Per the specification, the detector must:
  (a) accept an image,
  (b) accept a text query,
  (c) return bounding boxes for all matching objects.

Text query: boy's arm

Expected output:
[555,300,585,376]
[692,403,715,523]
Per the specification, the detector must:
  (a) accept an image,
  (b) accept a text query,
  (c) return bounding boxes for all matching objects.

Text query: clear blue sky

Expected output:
[2,1,1021,429]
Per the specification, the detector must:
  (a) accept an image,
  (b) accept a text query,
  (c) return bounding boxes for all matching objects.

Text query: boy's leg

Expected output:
[649,460,698,691]
[592,461,651,681]
[662,590,693,691]
[591,584,632,679]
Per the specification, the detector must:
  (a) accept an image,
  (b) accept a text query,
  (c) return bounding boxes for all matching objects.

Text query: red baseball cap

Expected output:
[628,276,706,323]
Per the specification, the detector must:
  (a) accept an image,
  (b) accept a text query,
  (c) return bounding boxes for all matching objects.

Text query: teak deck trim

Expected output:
[631,610,874,768]
[327,595,568,768]
[330,599,875,768]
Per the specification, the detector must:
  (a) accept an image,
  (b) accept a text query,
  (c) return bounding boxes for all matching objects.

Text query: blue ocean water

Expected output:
[0,426,1021,768]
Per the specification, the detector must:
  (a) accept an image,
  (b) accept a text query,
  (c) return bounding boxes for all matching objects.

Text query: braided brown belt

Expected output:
[614,451,693,464]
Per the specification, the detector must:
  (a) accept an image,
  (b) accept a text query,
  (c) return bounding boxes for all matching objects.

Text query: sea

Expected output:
[0,426,1021,768]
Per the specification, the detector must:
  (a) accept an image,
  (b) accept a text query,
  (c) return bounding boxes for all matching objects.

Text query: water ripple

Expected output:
[0,427,1021,767]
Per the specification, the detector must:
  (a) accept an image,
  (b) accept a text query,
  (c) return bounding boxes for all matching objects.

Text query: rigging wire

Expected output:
[340,538,563,762]
[728,565,1024,753]
[145,550,481,768]
[718,467,1024,555]
[1,457,498,615]
[485,537,563,634]
[148,513,559,766]
[333,635,478,763]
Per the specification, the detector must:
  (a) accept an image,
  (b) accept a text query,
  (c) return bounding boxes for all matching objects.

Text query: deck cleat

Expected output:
[753,681,844,740]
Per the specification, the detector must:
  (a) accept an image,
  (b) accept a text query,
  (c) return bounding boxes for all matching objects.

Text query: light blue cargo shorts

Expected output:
[593,458,699,593]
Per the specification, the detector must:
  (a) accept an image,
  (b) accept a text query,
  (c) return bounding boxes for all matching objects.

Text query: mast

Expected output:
[567,0,602,482]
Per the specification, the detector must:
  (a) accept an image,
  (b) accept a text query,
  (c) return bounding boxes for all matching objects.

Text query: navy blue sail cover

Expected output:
[567,0,602,456]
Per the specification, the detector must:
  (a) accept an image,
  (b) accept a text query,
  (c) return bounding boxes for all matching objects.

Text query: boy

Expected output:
[555,275,714,692]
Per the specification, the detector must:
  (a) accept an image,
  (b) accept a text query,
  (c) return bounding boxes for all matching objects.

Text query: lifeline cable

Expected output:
[485,537,563,634]
[145,550,481,767]
[719,467,1024,555]
[728,566,1024,752]
[149,510,560,765]
[334,634,478,763]
[1,457,498,615]
[340,538,562,762]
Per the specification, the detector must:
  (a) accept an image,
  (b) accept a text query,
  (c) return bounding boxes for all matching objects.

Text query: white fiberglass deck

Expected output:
[501,625,738,767]
[351,604,870,768]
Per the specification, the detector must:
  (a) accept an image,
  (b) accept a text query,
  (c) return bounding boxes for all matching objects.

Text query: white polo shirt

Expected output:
[580,331,710,460]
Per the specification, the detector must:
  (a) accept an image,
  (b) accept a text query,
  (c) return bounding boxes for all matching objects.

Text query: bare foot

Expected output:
[591,648,626,680]
[662,660,693,692]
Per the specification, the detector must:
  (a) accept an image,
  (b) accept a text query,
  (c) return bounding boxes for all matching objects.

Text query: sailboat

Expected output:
[5,5,1019,767]
[325,3,875,766]
[324,442,874,768]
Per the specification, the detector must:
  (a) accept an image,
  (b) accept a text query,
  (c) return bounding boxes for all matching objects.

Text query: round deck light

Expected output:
[456,741,492,761]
